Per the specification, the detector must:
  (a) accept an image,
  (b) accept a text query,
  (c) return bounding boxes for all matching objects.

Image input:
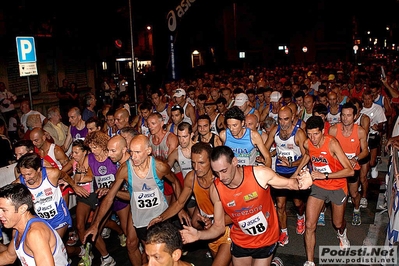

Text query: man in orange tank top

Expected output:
[329,102,369,227]
[294,116,354,266]
[149,142,232,266]
[180,146,312,266]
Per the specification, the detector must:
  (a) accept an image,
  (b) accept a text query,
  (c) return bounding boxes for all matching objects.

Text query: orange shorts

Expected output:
[208,226,232,254]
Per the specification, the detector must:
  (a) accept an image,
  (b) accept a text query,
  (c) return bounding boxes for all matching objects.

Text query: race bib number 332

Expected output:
[134,189,160,209]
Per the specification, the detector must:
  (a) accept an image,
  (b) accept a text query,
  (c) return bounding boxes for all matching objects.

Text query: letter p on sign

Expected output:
[16,37,37,63]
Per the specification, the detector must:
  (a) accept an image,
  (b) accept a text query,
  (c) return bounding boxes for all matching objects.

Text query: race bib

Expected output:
[96,174,115,189]
[134,189,160,209]
[313,165,332,173]
[278,150,295,162]
[345,153,356,160]
[238,211,268,236]
[236,156,250,166]
[36,202,58,220]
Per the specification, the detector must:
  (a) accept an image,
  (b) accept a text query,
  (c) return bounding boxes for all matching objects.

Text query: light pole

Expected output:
[128,0,138,115]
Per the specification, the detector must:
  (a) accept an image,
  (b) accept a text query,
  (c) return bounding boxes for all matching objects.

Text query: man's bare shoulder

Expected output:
[154,157,172,175]
[168,131,178,140]
[45,166,59,176]
[114,162,130,182]
[253,165,281,187]
[184,170,195,187]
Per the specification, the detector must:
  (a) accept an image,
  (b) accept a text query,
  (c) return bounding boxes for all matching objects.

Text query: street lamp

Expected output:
[302,46,308,63]
[353,45,358,64]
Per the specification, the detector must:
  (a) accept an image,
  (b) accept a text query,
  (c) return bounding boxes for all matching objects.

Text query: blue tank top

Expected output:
[255,101,267,110]
[374,95,384,108]
[224,128,257,166]
[169,123,175,133]
[275,125,302,175]
[19,167,72,230]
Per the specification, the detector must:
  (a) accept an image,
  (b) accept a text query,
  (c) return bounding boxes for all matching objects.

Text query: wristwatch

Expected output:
[325,173,329,180]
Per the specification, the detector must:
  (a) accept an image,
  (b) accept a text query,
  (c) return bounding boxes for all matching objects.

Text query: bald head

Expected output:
[129,135,152,165]
[245,114,259,131]
[109,135,127,149]
[30,127,45,138]
[277,106,294,129]
[30,128,46,149]
[107,135,128,163]
[114,108,130,129]
[279,106,293,116]
[115,108,129,118]
[131,134,150,149]
[286,102,297,115]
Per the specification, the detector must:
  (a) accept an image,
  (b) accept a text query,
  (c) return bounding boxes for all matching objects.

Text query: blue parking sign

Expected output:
[16,37,37,63]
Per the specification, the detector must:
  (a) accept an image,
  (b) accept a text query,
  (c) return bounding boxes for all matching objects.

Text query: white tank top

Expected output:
[327,112,341,126]
[210,113,220,136]
[182,102,193,125]
[15,218,69,266]
[177,146,192,178]
[140,117,150,137]
[127,157,168,228]
[47,144,62,170]
[268,104,278,123]
[154,103,170,125]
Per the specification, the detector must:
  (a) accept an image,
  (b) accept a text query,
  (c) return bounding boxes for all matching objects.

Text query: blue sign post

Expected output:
[16,37,37,63]
[16,36,37,109]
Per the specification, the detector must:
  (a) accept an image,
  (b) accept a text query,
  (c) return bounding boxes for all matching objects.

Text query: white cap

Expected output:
[234,93,249,107]
[173,88,186,98]
[270,91,281,103]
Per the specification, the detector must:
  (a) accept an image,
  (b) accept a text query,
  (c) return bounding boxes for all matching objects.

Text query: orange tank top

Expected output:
[214,166,279,248]
[335,124,360,170]
[350,88,364,101]
[308,135,347,192]
[193,174,215,218]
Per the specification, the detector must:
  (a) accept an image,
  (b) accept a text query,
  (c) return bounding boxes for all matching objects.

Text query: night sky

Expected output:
[0,0,399,46]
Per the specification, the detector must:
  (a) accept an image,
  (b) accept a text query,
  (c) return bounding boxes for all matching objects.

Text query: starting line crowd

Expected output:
[0,62,399,266]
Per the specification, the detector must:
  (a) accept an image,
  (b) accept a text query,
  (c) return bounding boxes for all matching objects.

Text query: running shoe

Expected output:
[271,256,284,266]
[296,216,305,235]
[371,166,378,179]
[337,228,350,250]
[78,242,93,266]
[278,231,289,246]
[303,261,315,266]
[360,197,368,208]
[67,230,78,246]
[118,234,126,247]
[100,256,116,266]
[101,228,111,239]
[317,212,325,226]
[352,211,361,226]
